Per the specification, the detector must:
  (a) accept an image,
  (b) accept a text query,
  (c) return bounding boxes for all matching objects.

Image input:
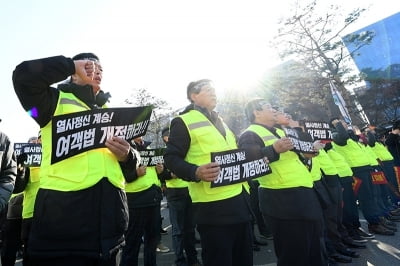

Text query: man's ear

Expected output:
[189,92,196,103]
[253,109,261,119]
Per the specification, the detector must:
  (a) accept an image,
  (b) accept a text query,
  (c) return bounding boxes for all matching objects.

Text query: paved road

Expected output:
[10,198,400,266]
[147,199,400,266]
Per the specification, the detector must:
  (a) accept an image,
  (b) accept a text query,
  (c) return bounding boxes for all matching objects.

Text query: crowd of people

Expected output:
[0,52,399,266]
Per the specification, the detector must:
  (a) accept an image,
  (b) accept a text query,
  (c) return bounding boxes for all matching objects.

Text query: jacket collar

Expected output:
[57,83,110,108]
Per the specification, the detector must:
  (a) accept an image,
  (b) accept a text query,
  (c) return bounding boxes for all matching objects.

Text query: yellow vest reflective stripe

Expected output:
[332,139,371,167]
[22,166,40,219]
[180,110,248,203]
[245,125,313,189]
[372,142,394,161]
[125,166,159,192]
[317,149,338,175]
[10,192,23,199]
[166,178,189,188]
[327,149,353,178]
[39,91,125,191]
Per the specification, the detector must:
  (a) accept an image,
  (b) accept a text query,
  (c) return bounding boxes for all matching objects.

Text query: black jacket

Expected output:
[164,104,252,225]
[0,132,17,213]
[6,155,29,220]
[237,123,280,163]
[12,55,137,258]
[238,124,324,220]
[386,133,400,166]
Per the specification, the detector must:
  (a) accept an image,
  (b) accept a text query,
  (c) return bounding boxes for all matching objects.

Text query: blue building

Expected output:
[343,12,400,79]
[343,12,400,127]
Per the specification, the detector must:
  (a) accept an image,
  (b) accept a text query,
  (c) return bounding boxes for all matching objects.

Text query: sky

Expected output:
[1,0,399,143]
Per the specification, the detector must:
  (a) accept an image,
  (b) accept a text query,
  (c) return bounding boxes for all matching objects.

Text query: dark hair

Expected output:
[186,79,212,102]
[393,120,400,130]
[72,52,99,61]
[245,98,268,123]
[69,53,99,83]
[161,127,169,137]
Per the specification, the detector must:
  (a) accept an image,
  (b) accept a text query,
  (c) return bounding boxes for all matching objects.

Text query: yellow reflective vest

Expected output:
[22,166,40,219]
[316,149,338,176]
[332,139,371,168]
[39,91,125,191]
[125,166,159,192]
[371,142,394,161]
[166,177,189,189]
[310,156,323,182]
[326,148,353,178]
[180,110,249,203]
[361,144,379,166]
[244,125,313,189]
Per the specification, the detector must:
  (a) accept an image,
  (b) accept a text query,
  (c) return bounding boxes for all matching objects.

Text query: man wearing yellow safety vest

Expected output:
[164,79,253,266]
[13,54,139,266]
[120,136,166,266]
[20,133,42,265]
[238,98,327,266]
[362,127,400,213]
[330,118,394,235]
[323,142,375,244]
[357,129,400,229]
[161,127,200,266]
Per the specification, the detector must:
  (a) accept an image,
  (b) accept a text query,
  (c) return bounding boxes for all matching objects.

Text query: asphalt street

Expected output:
[139,199,400,266]
[10,198,400,266]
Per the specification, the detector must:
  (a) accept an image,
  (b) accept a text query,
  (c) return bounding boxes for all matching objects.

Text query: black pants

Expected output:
[340,177,361,230]
[30,254,118,266]
[249,180,271,236]
[167,193,198,266]
[264,215,327,266]
[197,222,253,266]
[22,218,33,266]
[322,175,346,253]
[259,186,328,266]
[119,205,159,266]
[0,218,22,266]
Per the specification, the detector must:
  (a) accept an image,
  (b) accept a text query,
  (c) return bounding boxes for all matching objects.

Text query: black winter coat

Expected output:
[0,131,17,213]
[12,55,137,259]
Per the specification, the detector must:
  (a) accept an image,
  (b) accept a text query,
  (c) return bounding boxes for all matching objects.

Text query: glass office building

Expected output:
[343,12,400,79]
[343,12,400,124]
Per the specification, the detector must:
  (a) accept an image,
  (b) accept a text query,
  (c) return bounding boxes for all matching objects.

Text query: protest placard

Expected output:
[283,128,315,154]
[14,143,42,167]
[51,106,152,164]
[139,148,165,166]
[210,148,271,188]
[304,121,333,141]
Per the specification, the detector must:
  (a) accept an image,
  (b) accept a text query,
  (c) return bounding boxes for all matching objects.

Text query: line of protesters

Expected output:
[2,52,400,266]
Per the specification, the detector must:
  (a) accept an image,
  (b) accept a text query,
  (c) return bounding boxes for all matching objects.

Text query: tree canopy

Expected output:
[263,0,374,125]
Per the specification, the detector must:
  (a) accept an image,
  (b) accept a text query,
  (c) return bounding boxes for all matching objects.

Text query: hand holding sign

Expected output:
[136,166,147,177]
[273,137,293,153]
[51,106,152,164]
[105,136,131,162]
[195,162,220,182]
[155,163,164,174]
